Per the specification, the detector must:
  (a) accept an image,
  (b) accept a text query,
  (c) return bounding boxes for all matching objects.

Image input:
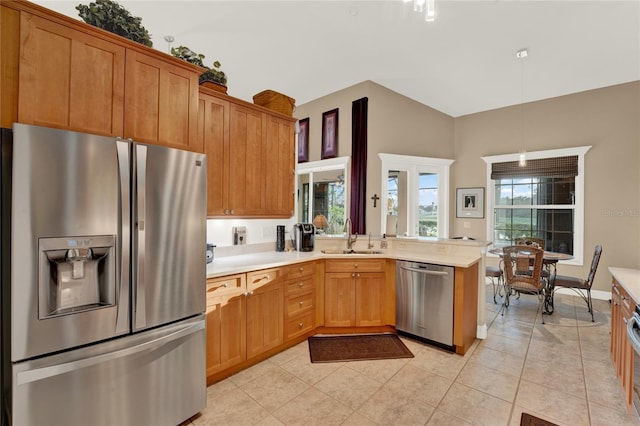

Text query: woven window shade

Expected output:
[491,155,578,180]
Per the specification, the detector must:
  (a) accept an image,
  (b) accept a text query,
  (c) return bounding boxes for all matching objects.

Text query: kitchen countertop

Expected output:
[609,267,640,303]
[206,249,482,279]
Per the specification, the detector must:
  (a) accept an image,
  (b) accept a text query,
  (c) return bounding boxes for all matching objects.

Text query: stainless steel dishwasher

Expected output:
[396,260,455,351]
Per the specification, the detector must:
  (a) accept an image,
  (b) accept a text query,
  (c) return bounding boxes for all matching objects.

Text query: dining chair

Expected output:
[514,237,551,280]
[502,245,547,323]
[551,244,602,322]
[486,266,503,303]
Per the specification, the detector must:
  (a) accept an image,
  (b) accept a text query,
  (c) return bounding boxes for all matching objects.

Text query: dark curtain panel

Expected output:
[350,97,368,234]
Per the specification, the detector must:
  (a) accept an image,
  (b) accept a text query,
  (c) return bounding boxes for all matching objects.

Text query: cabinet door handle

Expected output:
[298,282,304,288]
[299,322,304,328]
[351,273,355,278]
[354,264,359,268]
[299,301,304,306]
[299,267,304,272]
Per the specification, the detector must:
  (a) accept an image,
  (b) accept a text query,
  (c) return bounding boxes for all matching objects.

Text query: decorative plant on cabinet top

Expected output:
[171,45,228,92]
[76,0,153,47]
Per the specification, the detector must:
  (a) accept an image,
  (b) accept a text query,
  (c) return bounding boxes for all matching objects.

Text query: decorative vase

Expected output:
[200,80,227,94]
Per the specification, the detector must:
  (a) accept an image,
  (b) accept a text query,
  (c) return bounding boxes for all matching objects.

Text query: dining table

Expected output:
[489,247,574,314]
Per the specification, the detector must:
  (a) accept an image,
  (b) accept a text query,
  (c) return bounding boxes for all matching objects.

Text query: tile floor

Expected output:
[186,286,640,426]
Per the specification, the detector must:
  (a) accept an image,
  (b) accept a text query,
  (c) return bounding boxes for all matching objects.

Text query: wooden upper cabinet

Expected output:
[227,103,266,216]
[199,91,229,216]
[124,50,201,152]
[264,114,295,217]
[18,12,125,136]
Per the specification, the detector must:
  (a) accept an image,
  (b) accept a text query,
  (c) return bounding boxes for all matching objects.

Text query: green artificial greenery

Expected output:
[76,0,153,47]
[171,45,227,86]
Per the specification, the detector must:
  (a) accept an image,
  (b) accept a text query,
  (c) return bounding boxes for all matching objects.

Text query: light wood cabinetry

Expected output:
[264,114,295,217]
[1,1,203,152]
[205,274,246,378]
[453,262,479,355]
[17,11,125,136]
[324,259,391,327]
[246,268,284,359]
[199,87,295,218]
[611,277,634,410]
[283,262,316,341]
[124,50,201,151]
[227,103,266,216]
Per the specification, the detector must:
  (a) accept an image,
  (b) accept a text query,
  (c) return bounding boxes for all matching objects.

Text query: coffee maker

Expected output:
[292,223,315,252]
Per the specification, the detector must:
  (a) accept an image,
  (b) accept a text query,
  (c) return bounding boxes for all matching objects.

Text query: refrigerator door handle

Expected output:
[135,144,147,329]
[116,139,131,335]
[15,320,205,386]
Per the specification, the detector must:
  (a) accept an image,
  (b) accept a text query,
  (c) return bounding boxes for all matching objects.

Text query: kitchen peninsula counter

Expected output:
[609,267,640,303]
[206,240,485,279]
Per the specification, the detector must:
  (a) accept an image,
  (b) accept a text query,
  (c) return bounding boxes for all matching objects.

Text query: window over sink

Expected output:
[297,157,349,235]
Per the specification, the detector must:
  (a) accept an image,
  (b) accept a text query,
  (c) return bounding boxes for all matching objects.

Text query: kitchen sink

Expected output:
[321,249,384,255]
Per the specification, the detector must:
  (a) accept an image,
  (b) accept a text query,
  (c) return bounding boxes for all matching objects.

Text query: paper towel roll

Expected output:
[385,215,397,236]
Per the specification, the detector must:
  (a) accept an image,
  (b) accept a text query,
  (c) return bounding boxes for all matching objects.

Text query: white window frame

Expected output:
[379,153,454,238]
[481,146,591,265]
[296,156,350,230]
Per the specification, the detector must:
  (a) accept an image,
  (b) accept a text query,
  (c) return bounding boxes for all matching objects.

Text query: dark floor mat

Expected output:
[520,412,559,426]
[308,334,414,363]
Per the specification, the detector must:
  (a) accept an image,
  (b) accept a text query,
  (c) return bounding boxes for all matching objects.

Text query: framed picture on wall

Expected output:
[297,118,309,163]
[321,108,338,159]
[456,187,484,218]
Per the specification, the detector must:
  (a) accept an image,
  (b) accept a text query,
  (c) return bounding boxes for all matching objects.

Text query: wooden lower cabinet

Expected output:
[611,277,634,410]
[453,262,479,355]
[324,259,390,328]
[284,262,317,341]
[206,292,246,378]
[205,274,247,378]
[246,272,284,359]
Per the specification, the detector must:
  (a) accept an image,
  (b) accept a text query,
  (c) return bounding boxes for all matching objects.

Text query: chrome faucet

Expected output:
[344,218,357,252]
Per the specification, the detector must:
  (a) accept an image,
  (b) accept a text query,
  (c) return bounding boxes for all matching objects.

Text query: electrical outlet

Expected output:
[233,226,247,245]
[380,240,388,249]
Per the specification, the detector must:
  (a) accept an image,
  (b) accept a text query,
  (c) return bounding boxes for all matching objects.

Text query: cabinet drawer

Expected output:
[283,262,315,280]
[325,259,385,273]
[247,267,281,290]
[285,311,314,340]
[206,274,246,304]
[286,292,314,317]
[286,276,314,298]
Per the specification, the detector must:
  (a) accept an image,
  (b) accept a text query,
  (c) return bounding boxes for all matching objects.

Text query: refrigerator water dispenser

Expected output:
[38,235,116,318]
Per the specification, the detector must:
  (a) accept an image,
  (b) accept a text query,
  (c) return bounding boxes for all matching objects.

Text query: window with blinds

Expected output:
[492,156,578,254]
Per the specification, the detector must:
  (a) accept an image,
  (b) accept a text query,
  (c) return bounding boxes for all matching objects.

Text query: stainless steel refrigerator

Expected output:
[1,123,207,426]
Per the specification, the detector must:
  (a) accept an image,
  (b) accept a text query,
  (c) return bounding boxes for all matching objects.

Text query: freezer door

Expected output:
[11,316,206,426]
[10,124,130,362]
[133,143,206,331]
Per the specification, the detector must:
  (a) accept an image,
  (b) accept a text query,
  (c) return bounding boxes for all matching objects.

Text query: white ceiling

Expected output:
[36,0,640,117]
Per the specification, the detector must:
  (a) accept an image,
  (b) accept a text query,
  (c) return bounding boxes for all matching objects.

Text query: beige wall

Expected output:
[297,80,640,293]
[295,80,455,235]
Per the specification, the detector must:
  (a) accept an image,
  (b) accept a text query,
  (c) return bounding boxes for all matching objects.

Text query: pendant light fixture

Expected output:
[517,48,528,167]
[404,0,436,22]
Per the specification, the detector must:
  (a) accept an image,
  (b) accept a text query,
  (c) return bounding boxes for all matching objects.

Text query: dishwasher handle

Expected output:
[400,265,450,276]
